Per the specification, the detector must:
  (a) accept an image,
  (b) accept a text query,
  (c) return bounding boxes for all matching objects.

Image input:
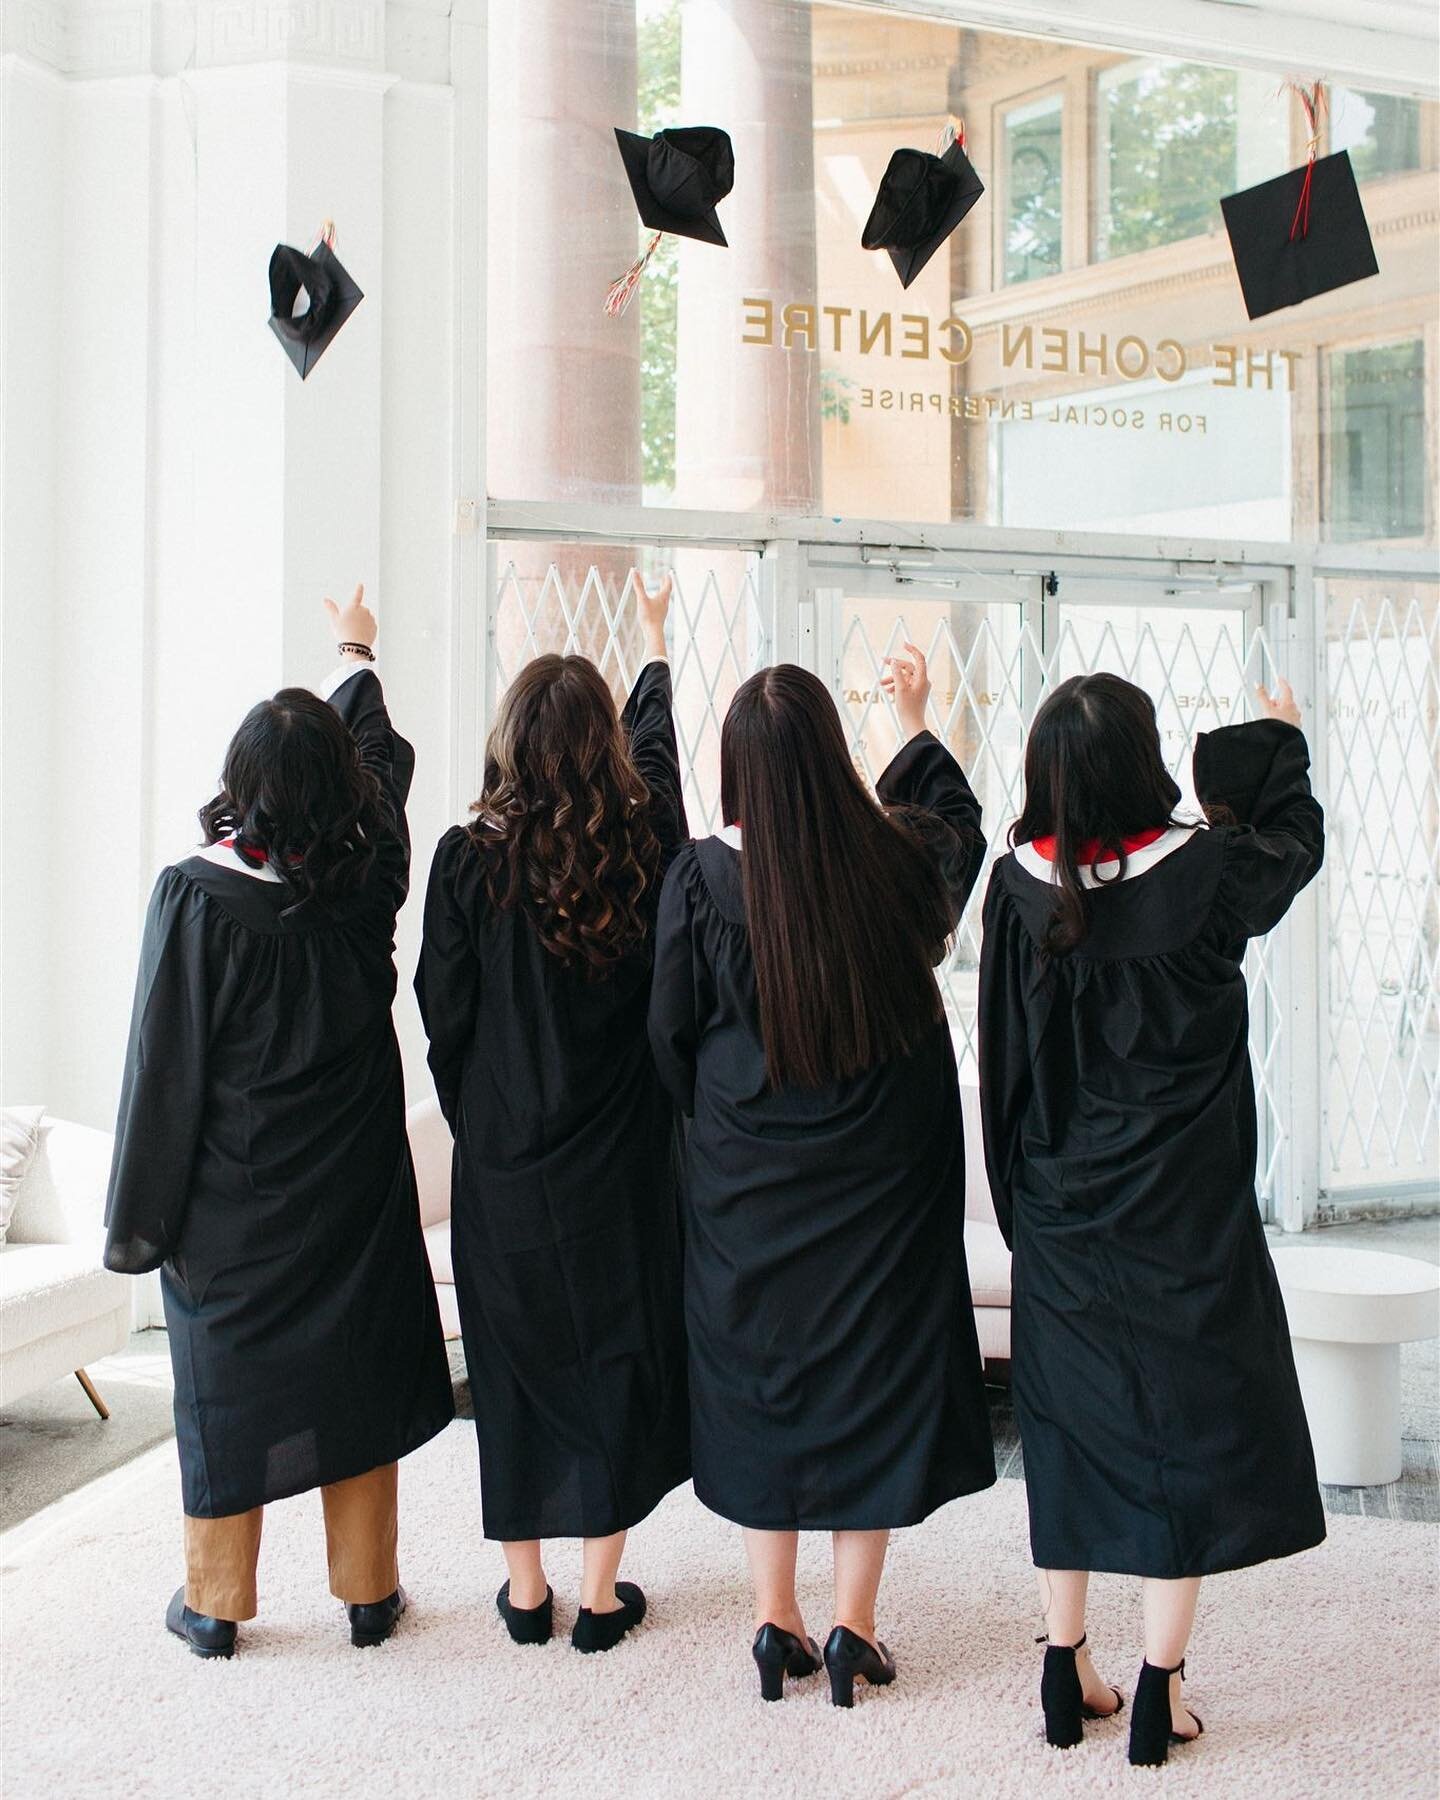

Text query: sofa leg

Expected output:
[75,1369,111,1420]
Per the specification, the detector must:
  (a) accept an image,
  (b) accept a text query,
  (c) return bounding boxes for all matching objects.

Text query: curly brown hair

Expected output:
[468,655,661,975]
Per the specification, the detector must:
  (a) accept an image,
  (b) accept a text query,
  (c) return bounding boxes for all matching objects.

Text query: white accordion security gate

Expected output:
[483,505,1439,1230]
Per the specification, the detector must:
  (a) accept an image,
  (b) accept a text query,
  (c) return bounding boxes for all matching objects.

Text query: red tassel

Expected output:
[1278,79,1326,242]
[603,231,663,317]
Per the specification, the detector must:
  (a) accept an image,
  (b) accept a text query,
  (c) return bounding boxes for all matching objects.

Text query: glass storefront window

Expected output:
[1092,60,1287,261]
[487,2,1437,548]
[1331,87,1423,181]
[1001,92,1063,285]
[1324,341,1428,542]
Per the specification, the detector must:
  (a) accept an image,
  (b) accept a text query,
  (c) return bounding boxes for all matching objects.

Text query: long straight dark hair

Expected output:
[720,664,953,1089]
[1011,673,1188,956]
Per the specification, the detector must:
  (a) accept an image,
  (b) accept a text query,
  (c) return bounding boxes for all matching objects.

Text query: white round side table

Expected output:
[1270,1246,1440,1487]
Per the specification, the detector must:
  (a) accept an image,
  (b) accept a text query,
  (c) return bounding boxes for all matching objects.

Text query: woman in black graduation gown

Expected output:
[648,650,996,1707]
[104,587,454,1658]
[977,672,1325,1765]
[416,574,689,1655]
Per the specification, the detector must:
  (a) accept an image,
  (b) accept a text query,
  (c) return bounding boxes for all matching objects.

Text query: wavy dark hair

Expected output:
[721,664,954,1090]
[199,687,386,909]
[1011,672,1192,956]
[468,654,660,976]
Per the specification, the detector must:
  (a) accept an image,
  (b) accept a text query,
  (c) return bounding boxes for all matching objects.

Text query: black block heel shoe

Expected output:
[752,1622,822,1701]
[165,1587,237,1660]
[823,1625,896,1708]
[1128,1658,1204,1767]
[496,1580,554,1645]
[571,1581,646,1654]
[348,1586,408,1648]
[1038,1631,1124,1748]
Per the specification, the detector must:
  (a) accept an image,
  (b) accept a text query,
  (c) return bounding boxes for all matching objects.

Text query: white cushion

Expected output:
[423,1220,454,1288]
[6,1118,114,1248]
[0,1243,131,1354]
[960,1085,1000,1226]
[0,1107,45,1244]
[408,1099,453,1231]
[974,1302,1011,1363]
[965,1218,1012,1309]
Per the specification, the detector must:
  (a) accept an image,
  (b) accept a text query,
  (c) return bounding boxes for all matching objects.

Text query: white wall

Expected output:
[0,6,473,1134]
[0,60,64,1109]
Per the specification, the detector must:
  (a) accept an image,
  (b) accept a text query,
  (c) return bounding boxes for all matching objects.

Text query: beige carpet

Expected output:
[3,1423,1436,1799]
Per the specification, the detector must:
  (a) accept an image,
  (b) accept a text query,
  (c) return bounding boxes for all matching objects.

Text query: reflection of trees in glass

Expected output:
[820,368,856,425]
[1326,340,1427,542]
[639,0,680,495]
[1004,99,1063,285]
[1333,90,1422,182]
[1097,62,1237,259]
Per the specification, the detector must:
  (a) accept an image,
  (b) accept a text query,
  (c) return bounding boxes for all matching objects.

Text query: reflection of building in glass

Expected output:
[488,1,1436,551]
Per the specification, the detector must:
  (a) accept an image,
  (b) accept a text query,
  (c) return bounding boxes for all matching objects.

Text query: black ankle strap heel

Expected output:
[1038,1633,1085,1748]
[1038,1631,1125,1748]
[1128,1657,1204,1766]
[752,1622,821,1701]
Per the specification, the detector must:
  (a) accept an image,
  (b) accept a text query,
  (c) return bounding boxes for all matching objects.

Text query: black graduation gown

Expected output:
[415,661,690,1541]
[648,732,997,1531]
[103,669,455,1519]
[978,720,1326,1578]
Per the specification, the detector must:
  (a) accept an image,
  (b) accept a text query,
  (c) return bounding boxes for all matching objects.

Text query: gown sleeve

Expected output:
[621,660,690,872]
[976,867,1034,1250]
[329,666,415,914]
[874,730,989,935]
[103,869,216,1273]
[648,846,704,1117]
[414,830,481,1132]
[1194,719,1324,941]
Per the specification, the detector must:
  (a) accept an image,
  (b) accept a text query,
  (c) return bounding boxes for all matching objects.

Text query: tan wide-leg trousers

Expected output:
[183,1461,399,1623]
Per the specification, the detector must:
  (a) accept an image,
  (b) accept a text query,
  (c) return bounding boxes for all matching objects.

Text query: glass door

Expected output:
[810,548,1288,1217]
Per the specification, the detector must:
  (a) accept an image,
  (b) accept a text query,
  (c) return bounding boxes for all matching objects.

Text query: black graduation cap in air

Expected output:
[613,125,735,246]
[862,137,985,289]
[1219,149,1378,320]
[267,234,364,379]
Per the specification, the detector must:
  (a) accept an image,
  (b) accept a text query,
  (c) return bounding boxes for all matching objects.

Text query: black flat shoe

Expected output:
[1038,1631,1125,1748]
[497,1580,554,1645]
[347,1586,408,1648]
[1128,1658,1204,1766]
[823,1625,896,1708]
[752,1622,822,1701]
[571,1581,646,1654]
[165,1586,237,1660]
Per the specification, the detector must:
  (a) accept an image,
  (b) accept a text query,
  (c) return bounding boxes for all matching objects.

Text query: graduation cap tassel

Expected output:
[603,230,664,317]
[935,114,967,155]
[1279,80,1326,241]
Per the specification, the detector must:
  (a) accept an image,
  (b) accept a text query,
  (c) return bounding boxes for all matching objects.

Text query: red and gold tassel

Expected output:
[604,230,664,317]
[1278,79,1326,241]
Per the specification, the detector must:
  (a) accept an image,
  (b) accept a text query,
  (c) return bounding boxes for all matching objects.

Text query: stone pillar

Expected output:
[673,0,820,512]
[486,0,641,680]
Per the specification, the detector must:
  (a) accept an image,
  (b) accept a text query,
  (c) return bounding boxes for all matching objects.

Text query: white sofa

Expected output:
[409,1098,462,1340]
[407,1089,1013,1368]
[0,1117,130,1416]
[961,1083,1013,1368]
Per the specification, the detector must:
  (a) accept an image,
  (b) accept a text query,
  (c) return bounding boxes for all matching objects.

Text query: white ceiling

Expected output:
[852,0,1440,96]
